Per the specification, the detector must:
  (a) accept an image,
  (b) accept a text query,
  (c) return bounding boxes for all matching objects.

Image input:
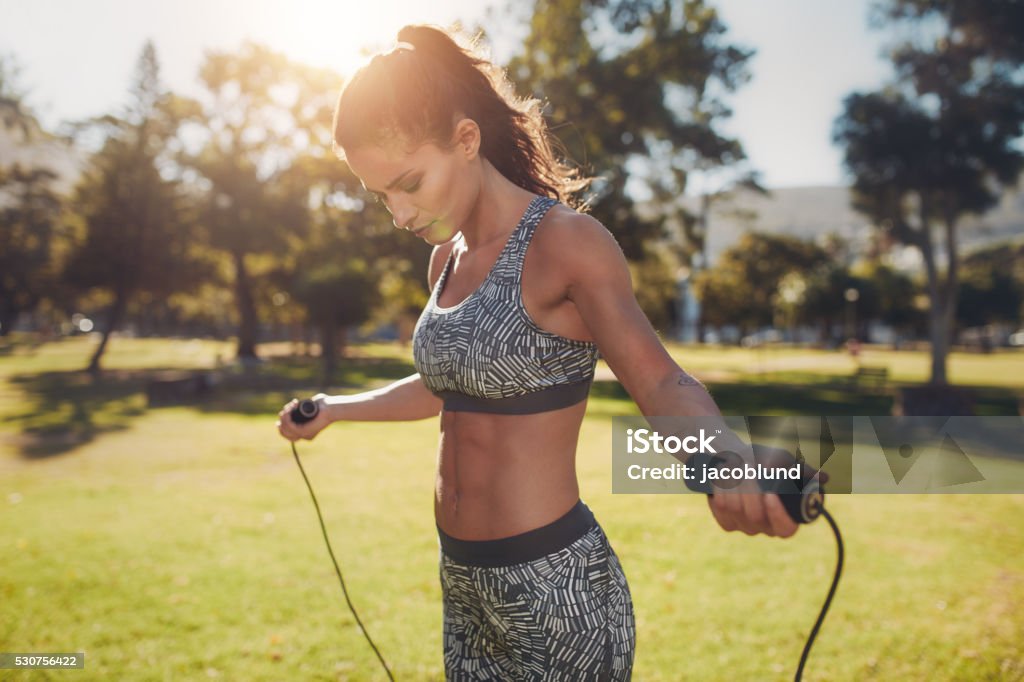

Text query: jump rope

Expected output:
[288,399,844,681]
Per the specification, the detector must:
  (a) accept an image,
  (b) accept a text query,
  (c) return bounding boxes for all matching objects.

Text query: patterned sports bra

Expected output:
[412,196,599,414]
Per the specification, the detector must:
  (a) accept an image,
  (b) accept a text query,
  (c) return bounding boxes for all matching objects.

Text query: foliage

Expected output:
[693,232,829,334]
[63,43,202,371]
[0,165,65,336]
[834,0,1024,383]
[506,0,756,321]
[0,57,69,335]
[956,240,1024,328]
[185,44,340,360]
[0,54,41,139]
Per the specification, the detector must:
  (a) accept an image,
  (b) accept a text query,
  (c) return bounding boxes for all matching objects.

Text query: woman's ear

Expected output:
[452,118,481,160]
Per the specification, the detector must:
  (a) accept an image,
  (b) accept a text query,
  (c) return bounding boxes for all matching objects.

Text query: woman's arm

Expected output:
[277,241,456,442]
[276,373,442,442]
[551,212,798,538]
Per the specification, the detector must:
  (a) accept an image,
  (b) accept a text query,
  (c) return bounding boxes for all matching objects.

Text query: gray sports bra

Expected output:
[412,196,599,414]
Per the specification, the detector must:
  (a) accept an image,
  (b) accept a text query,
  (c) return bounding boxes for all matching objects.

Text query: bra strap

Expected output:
[502,196,558,284]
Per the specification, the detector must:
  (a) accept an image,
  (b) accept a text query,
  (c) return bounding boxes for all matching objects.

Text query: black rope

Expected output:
[291,434,841,682]
[290,442,395,681]
[794,508,844,682]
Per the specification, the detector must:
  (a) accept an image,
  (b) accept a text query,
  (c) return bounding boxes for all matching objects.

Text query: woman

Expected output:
[277,24,799,680]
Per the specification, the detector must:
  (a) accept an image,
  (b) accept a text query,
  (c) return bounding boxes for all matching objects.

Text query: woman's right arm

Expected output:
[278,242,455,442]
[276,373,442,442]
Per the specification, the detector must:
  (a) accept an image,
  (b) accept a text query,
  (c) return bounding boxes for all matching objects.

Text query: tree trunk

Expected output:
[232,250,259,361]
[938,213,961,381]
[0,306,17,337]
[695,193,710,344]
[926,302,950,384]
[320,322,336,387]
[88,291,127,374]
[916,207,948,385]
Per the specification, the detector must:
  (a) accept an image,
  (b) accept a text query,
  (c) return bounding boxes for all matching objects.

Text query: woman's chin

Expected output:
[421,226,459,245]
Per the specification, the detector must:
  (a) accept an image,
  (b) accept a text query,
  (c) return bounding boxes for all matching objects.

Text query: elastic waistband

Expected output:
[438,500,597,568]
[437,379,592,415]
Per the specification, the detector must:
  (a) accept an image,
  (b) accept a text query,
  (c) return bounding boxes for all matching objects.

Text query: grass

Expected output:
[1,335,1022,680]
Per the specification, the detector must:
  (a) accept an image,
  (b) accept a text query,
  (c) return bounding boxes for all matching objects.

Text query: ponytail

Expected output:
[333,25,589,208]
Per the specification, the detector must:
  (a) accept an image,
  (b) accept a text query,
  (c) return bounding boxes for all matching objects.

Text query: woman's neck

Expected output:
[457,161,537,251]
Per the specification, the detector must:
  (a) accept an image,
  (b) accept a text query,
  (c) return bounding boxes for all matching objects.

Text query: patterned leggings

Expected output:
[438,504,635,681]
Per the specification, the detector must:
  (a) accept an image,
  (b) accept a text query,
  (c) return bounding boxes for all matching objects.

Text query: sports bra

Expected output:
[412,195,599,414]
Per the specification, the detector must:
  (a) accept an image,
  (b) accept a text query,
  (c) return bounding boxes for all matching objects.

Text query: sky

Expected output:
[0,0,892,189]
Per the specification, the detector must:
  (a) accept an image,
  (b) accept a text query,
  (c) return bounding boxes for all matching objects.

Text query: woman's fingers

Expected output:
[708,490,798,538]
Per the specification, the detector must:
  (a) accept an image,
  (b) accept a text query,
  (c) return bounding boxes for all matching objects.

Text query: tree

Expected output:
[0,57,66,336]
[0,55,41,139]
[833,0,1024,384]
[64,42,198,372]
[683,176,766,341]
[266,62,431,369]
[186,44,334,362]
[0,165,64,335]
[693,232,829,337]
[505,0,756,321]
[292,260,378,385]
[956,241,1024,329]
[863,262,922,339]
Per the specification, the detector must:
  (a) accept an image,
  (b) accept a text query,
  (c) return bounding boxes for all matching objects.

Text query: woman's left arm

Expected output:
[557,213,798,538]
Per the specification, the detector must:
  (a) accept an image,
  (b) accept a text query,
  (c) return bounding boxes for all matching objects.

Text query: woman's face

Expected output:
[344,134,479,246]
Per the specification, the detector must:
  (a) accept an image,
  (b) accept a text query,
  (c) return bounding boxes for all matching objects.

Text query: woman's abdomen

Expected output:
[434,401,586,540]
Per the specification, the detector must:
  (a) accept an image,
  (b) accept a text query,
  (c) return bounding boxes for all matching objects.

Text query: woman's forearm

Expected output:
[633,370,755,461]
[322,373,442,422]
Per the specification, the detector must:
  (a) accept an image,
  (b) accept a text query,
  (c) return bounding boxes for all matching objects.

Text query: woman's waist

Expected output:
[437,499,597,567]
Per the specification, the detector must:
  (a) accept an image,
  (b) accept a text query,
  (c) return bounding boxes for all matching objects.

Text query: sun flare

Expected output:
[251,0,484,79]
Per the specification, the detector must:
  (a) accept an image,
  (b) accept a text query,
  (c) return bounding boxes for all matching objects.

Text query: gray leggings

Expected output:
[438,503,635,680]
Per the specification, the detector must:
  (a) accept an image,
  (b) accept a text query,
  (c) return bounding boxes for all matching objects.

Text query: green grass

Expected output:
[1,336,1022,680]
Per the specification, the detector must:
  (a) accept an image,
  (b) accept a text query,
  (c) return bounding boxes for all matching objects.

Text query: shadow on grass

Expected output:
[589,377,896,415]
[0,335,43,357]
[5,369,145,459]
[590,375,1019,416]
[8,353,1015,459]
[4,353,417,459]
[195,353,415,417]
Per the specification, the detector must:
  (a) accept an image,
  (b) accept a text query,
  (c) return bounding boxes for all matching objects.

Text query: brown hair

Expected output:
[333,25,589,208]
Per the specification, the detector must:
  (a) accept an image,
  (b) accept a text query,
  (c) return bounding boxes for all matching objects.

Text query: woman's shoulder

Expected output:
[533,202,626,269]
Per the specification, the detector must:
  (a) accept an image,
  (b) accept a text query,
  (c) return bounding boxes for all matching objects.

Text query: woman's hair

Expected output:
[333,24,589,208]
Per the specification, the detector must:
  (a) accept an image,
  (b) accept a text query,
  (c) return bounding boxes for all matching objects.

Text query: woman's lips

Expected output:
[413,220,437,237]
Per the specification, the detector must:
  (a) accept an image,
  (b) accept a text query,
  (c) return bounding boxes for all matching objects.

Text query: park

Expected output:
[2,0,1024,679]
[1,335,1021,679]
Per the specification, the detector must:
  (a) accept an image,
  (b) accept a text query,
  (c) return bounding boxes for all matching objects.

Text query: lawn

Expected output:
[1,336,1022,681]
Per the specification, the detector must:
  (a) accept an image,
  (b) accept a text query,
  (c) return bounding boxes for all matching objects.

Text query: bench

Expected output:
[850,366,889,388]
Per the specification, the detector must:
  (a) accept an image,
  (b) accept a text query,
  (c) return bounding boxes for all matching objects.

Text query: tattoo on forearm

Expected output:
[677,371,701,387]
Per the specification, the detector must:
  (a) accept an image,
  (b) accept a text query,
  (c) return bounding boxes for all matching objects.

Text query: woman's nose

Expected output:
[389,201,417,230]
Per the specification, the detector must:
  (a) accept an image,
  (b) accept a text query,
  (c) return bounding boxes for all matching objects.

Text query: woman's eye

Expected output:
[404,180,421,193]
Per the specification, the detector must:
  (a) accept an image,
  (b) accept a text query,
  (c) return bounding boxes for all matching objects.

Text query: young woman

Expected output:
[277,24,800,680]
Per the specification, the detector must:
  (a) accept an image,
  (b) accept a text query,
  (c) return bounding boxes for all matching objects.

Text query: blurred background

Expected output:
[1,1,1022,680]
[2,0,1021,386]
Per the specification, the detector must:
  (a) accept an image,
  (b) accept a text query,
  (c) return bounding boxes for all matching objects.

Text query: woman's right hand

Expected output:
[276,394,331,442]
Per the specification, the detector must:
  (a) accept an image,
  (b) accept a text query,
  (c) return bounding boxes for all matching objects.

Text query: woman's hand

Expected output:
[276,393,331,442]
[704,447,830,538]
[706,488,799,538]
